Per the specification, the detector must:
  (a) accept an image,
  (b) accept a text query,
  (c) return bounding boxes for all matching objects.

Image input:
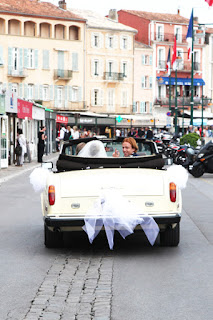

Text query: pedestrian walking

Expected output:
[37,126,47,163]
[16,129,26,166]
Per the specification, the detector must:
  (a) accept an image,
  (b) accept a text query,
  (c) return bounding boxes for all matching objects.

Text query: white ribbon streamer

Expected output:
[83,190,159,249]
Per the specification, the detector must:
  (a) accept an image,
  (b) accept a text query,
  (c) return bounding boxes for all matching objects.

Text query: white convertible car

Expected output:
[41,137,182,248]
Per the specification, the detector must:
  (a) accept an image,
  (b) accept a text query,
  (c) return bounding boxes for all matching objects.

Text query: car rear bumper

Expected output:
[44,214,181,228]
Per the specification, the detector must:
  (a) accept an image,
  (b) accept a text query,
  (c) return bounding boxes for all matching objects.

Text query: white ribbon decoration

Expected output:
[83,189,159,250]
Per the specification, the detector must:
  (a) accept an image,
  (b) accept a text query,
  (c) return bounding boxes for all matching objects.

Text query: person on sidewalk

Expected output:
[16,129,27,166]
[37,126,47,163]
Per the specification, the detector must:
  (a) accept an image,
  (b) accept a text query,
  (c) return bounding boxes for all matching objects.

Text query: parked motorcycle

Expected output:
[173,145,197,169]
[190,141,213,178]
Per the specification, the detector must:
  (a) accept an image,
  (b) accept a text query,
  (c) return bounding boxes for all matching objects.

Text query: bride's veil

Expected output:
[78,140,107,157]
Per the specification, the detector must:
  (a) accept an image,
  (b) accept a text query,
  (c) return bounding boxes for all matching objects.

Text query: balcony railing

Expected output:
[54,69,72,80]
[8,68,27,78]
[153,32,186,43]
[103,72,124,81]
[157,60,200,72]
[155,97,211,107]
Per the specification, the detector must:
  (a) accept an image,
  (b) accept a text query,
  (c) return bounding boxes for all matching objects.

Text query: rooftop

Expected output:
[0,0,85,21]
[69,8,137,33]
[119,10,189,24]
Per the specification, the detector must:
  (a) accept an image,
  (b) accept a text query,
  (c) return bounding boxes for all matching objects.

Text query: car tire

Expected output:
[44,224,63,248]
[160,223,180,247]
[190,164,205,178]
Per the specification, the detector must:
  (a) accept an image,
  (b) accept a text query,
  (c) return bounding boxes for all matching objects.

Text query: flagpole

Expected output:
[169,47,171,112]
[190,8,194,126]
[175,67,178,135]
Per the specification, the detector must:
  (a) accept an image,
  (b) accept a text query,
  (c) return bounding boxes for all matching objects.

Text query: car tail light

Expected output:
[170,182,176,202]
[48,185,55,206]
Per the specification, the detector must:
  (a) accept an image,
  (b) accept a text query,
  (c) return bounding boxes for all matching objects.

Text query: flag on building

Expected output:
[172,36,177,70]
[166,48,171,76]
[205,0,213,6]
[186,10,193,60]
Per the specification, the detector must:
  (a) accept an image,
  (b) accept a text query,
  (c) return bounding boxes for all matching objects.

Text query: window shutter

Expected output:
[68,86,72,101]
[149,76,153,88]
[91,89,95,106]
[34,49,39,69]
[142,55,145,65]
[105,34,109,49]
[100,33,104,48]
[43,50,49,69]
[140,102,143,113]
[78,87,82,102]
[114,35,118,49]
[0,46,4,65]
[19,48,23,74]
[54,85,58,106]
[24,48,28,69]
[8,83,12,94]
[34,85,39,100]
[100,89,104,106]
[24,84,27,99]
[91,59,95,76]
[8,47,13,74]
[72,52,78,71]
[19,83,23,98]
[50,85,53,101]
[149,55,153,65]
[64,85,68,107]
[133,101,136,113]
[150,102,153,113]
[141,76,145,88]
[128,36,132,50]
[91,33,95,48]
[39,85,43,100]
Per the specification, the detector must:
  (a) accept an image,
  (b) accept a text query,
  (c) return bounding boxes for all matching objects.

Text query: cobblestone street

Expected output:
[23,253,114,320]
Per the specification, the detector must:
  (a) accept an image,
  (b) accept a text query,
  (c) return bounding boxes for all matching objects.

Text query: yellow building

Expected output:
[0,0,86,111]
[69,8,137,115]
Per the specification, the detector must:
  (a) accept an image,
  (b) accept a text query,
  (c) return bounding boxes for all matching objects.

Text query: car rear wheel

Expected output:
[44,224,63,248]
[160,223,180,246]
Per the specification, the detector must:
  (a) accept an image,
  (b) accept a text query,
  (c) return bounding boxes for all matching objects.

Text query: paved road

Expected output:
[0,169,213,320]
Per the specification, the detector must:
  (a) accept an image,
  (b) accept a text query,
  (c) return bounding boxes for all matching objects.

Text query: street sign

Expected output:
[166,112,171,116]
[116,115,123,123]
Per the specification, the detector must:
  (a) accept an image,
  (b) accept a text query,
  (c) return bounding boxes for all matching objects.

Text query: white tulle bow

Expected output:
[83,190,159,250]
[29,167,50,193]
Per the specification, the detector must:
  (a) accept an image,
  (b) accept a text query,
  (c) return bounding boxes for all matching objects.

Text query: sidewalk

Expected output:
[0,153,58,185]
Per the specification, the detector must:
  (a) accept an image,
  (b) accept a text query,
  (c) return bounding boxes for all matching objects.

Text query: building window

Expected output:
[109,36,113,48]
[149,76,153,89]
[94,89,98,105]
[94,60,99,76]
[157,25,164,41]
[94,35,99,47]
[122,62,127,77]
[72,87,78,102]
[12,47,19,71]
[145,76,148,88]
[121,90,128,107]
[175,26,182,43]
[158,48,165,69]
[28,49,34,69]
[108,61,113,76]
[28,84,34,99]
[12,83,18,94]
[144,55,149,65]
[57,86,63,105]
[43,85,49,101]
[122,37,127,49]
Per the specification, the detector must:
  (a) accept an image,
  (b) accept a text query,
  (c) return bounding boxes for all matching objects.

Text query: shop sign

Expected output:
[56,115,68,124]
[0,95,5,114]
[79,117,95,124]
[32,106,45,120]
[5,91,17,113]
[17,99,33,119]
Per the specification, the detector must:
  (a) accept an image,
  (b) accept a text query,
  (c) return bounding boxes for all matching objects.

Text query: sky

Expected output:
[44,0,213,24]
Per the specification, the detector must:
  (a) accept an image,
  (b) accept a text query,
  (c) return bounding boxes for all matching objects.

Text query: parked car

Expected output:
[41,137,182,248]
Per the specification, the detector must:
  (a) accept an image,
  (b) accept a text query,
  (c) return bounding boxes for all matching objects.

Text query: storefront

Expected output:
[31,104,45,159]
[45,109,56,155]
[0,94,8,169]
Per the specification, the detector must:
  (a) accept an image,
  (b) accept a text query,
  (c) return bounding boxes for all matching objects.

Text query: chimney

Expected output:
[177,8,180,15]
[194,16,198,23]
[59,0,67,10]
[108,9,118,22]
